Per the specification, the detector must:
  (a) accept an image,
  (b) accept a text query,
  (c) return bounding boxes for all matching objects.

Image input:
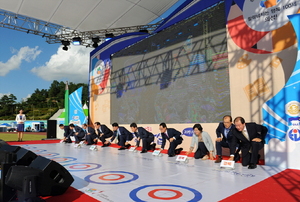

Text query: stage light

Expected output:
[61,40,70,51]
[105,33,114,41]
[72,37,82,45]
[92,36,100,48]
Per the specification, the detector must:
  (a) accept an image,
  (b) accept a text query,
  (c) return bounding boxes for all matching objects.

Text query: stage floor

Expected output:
[17,143,288,202]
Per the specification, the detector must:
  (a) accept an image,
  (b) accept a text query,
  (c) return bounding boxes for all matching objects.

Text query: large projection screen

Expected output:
[111,2,229,124]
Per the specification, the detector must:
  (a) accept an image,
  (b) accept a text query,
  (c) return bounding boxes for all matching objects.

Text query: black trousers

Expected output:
[168,139,182,156]
[241,141,264,166]
[194,142,208,159]
[99,133,113,144]
[85,133,98,144]
[137,136,154,151]
[216,140,231,156]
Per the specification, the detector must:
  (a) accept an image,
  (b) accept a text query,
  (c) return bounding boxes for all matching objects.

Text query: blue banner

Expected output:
[69,87,86,125]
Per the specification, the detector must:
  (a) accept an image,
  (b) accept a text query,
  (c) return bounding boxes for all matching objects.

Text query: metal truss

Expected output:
[0,9,160,47]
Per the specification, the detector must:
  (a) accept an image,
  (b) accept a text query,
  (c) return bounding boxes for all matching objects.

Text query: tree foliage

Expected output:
[0,80,88,120]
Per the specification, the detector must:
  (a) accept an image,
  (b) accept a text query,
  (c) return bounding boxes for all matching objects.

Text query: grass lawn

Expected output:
[0,132,46,142]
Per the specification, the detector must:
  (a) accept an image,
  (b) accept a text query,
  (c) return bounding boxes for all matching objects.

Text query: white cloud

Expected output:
[31,45,92,83]
[21,94,32,102]
[0,46,41,76]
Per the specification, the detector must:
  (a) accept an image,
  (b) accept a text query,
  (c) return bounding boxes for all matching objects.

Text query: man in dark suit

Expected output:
[229,116,268,169]
[68,123,85,143]
[109,122,133,150]
[94,122,113,147]
[59,124,72,143]
[82,123,96,145]
[130,123,156,153]
[215,115,240,163]
[159,122,183,157]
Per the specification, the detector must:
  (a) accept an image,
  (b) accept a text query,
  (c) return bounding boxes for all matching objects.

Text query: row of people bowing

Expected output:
[59,115,267,169]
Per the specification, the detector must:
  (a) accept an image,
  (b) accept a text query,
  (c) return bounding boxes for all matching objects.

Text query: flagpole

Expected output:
[64,81,69,125]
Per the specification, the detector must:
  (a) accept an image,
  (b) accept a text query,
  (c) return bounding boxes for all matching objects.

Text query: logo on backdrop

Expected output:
[243,0,299,32]
[285,101,300,117]
[154,133,162,145]
[182,128,193,137]
[287,117,300,141]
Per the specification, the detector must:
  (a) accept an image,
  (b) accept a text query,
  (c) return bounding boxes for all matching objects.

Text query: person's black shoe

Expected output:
[118,147,126,150]
[175,148,183,155]
[125,144,131,149]
[168,154,176,157]
[248,164,257,169]
[140,149,147,153]
[102,144,109,147]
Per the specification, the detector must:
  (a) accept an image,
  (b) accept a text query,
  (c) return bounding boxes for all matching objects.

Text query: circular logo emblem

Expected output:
[286,101,300,116]
[63,163,101,172]
[129,184,202,202]
[85,171,139,184]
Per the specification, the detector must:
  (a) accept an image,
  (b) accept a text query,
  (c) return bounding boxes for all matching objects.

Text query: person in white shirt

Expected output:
[15,109,26,141]
[186,123,215,160]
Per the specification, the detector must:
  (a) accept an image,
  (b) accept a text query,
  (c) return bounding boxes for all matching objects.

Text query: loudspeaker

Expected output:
[29,156,74,196]
[0,145,37,166]
[47,120,57,139]
[5,165,42,191]
[15,148,37,166]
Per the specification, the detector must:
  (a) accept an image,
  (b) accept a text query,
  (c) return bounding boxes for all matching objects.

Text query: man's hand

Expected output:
[170,137,174,142]
[216,137,222,142]
[100,133,104,137]
[252,138,262,142]
[228,156,234,161]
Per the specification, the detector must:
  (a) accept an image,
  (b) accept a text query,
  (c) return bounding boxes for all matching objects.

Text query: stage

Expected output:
[6,141,300,202]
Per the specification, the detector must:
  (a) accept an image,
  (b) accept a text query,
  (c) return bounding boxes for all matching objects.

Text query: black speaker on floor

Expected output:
[46,120,57,139]
[29,156,74,196]
[0,145,37,166]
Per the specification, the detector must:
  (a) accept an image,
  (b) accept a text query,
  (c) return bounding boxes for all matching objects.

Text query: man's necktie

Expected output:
[242,130,249,141]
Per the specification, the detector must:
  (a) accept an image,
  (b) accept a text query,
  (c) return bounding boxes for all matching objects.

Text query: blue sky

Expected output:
[0,0,185,102]
[0,28,92,102]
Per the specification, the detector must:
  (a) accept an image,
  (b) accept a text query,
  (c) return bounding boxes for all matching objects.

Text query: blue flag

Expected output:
[69,87,86,125]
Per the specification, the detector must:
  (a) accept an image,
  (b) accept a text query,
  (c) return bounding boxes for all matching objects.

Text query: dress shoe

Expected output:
[101,144,109,147]
[140,150,147,153]
[125,144,131,149]
[214,156,222,163]
[175,148,183,155]
[168,154,176,157]
[118,147,126,150]
[248,164,257,169]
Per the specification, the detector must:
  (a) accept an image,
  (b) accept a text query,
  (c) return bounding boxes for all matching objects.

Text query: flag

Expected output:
[64,81,69,125]
[69,87,86,125]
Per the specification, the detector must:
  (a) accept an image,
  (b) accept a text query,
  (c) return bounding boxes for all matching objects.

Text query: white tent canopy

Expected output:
[0,0,179,31]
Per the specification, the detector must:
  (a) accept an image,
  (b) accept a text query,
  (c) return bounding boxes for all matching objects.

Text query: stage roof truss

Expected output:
[0,9,160,47]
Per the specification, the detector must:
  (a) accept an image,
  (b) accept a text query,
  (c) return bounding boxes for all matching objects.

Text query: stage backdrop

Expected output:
[89,0,300,168]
